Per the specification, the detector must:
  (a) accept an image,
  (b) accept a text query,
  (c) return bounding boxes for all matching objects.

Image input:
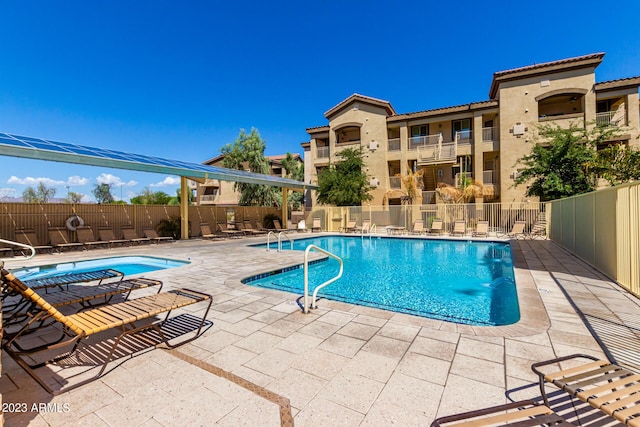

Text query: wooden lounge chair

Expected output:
[97,227,128,248]
[241,220,267,235]
[311,217,322,233]
[0,265,211,394]
[199,223,222,239]
[121,226,150,245]
[450,220,466,236]
[14,229,53,254]
[48,227,83,252]
[217,222,244,238]
[411,220,426,235]
[76,226,109,249]
[431,399,573,427]
[531,354,640,426]
[143,228,173,243]
[340,220,357,233]
[428,218,444,235]
[273,219,296,232]
[472,221,489,237]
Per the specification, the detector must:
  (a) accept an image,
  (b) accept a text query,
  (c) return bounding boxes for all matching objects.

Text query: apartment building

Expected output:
[191,153,303,205]
[302,53,640,206]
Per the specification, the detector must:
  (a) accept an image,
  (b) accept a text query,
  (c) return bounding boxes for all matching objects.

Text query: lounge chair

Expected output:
[355,220,371,234]
[411,220,426,235]
[76,226,109,249]
[241,220,267,235]
[0,264,212,394]
[143,228,174,243]
[529,220,547,239]
[428,218,444,235]
[48,227,83,251]
[531,354,640,426]
[199,223,221,239]
[14,229,53,254]
[97,227,129,248]
[311,217,322,233]
[121,226,151,245]
[340,220,357,233]
[450,220,466,236]
[472,221,489,237]
[507,221,527,239]
[431,399,573,427]
[217,222,244,238]
[273,219,296,232]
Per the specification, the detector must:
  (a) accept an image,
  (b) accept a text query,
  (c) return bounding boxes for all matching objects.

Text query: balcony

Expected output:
[317,146,329,159]
[482,127,498,142]
[456,130,472,146]
[482,170,497,185]
[409,134,441,150]
[199,194,219,205]
[389,176,402,189]
[388,138,401,151]
[596,110,625,127]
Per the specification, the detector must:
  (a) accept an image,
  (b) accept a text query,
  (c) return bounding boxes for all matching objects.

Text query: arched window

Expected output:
[536,89,587,120]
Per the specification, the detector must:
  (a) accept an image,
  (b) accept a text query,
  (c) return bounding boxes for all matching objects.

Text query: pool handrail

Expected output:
[266,231,276,251]
[0,238,35,260]
[277,232,293,252]
[303,244,344,313]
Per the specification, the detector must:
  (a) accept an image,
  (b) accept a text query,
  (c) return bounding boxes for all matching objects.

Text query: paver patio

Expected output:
[1,234,637,426]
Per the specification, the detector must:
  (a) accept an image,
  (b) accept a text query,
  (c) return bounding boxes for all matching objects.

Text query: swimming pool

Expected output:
[246,236,519,326]
[13,256,189,281]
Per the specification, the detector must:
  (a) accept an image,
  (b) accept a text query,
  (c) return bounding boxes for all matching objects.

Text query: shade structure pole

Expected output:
[180,177,189,240]
[282,188,288,229]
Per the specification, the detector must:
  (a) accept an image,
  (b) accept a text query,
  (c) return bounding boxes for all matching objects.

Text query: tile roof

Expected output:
[324,93,396,119]
[387,100,499,122]
[594,76,640,91]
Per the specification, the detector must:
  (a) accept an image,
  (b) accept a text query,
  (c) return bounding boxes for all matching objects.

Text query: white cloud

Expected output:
[67,175,89,186]
[7,176,66,186]
[96,173,137,187]
[150,176,180,187]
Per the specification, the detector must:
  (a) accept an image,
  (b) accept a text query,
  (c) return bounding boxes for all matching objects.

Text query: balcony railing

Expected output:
[388,138,401,151]
[316,146,329,158]
[483,170,497,185]
[389,176,402,189]
[409,133,441,150]
[200,194,218,203]
[456,130,472,145]
[596,110,625,127]
[482,127,498,142]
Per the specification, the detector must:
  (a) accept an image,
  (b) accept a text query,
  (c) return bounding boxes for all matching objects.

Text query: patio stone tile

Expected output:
[347,305,395,320]
[317,373,385,414]
[230,365,275,388]
[504,355,539,383]
[509,332,552,347]
[438,374,506,415]
[234,330,283,354]
[191,329,242,353]
[293,349,349,381]
[375,372,443,417]
[450,353,505,388]
[271,301,301,313]
[204,345,257,372]
[341,350,399,383]
[318,334,366,358]
[397,352,451,385]
[298,320,342,339]
[94,384,175,426]
[153,389,240,426]
[216,397,281,427]
[548,329,603,351]
[276,331,324,354]
[268,368,327,409]
[317,310,357,326]
[337,322,380,340]
[295,397,365,427]
[352,314,389,327]
[217,318,267,337]
[361,401,432,427]
[244,348,301,378]
[377,321,420,342]
[456,336,504,363]
[211,308,255,324]
[505,338,556,361]
[418,327,460,344]
[362,335,411,360]
[76,413,110,426]
[260,318,304,337]
[248,308,289,323]
[408,336,457,361]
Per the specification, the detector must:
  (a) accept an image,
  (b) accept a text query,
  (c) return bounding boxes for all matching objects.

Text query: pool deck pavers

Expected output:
[2,234,639,426]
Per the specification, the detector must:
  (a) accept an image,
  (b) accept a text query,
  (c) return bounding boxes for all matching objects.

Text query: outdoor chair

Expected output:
[529,220,547,239]
[411,220,426,235]
[97,227,129,248]
[450,220,466,236]
[0,264,212,394]
[121,226,151,245]
[431,399,573,427]
[241,220,267,235]
[76,226,109,250]
[14,229,53,254]
[355,220,371,234]
[507,221,527,239]
[143,228,174,243]
[428,218,444,235]
[311,217,322,232]
[531,354,640,426]
[199,223,220,240]
[273,219,296,232]
[472,221,489,237]
[340,220,357,233]
[217,222,244,238]
[48,227,83,251]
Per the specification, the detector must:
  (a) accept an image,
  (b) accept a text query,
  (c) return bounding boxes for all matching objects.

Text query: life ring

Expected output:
[65,215,84,231]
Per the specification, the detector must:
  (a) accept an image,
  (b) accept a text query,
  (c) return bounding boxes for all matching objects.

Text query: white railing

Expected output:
[266,231,276,251]
[0,238,36,260]
[389,176,402,189]
[277,231,293,252]
[482,127,497,142]
[316,146,329,158]
[303,244,344,313]
[408,133,442,150]
[388,138,401,151]
[455,130,472,145]
[483,170,497,185]
[596,111,624,127]
[200,194,218,203]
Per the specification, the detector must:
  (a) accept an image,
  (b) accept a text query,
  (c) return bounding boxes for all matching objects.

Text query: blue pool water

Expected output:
[247,236,519,326]
[13,256,189,281]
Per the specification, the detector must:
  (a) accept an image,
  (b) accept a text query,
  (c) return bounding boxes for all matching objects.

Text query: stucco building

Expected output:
[302,53,640,207]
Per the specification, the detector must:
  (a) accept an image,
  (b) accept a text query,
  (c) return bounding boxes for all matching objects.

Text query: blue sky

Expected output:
[1,0,639,202]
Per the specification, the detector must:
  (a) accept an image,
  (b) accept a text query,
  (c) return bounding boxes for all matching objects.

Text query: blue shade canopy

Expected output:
[0,133,316,190]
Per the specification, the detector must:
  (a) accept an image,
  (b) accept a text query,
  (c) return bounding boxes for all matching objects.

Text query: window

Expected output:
[597,100,612,113]
[410,125,429,137]
[452,119,471,140]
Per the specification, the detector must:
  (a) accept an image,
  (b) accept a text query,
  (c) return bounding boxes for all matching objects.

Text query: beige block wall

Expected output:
[497,68,597,202]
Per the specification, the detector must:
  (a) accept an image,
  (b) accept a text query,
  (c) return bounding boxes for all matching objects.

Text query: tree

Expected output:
[130,188,172,205]
[221,128,278,206]
[168,188,194,206]
[65,191,84,203]
[317,147,372,206]
[280,153,304,210]
[595,144,640,186]
[93,183,115,204]
[514,122,620,201]
[22,182,56,203]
